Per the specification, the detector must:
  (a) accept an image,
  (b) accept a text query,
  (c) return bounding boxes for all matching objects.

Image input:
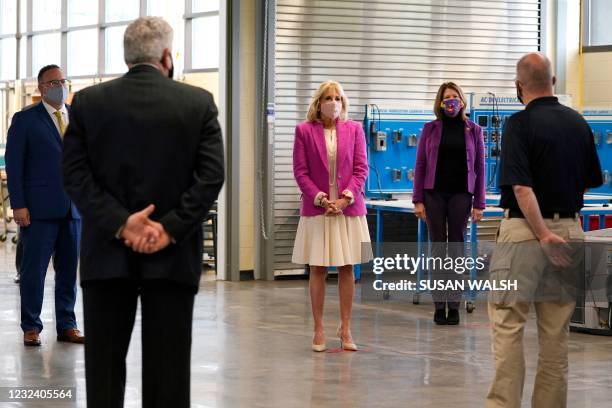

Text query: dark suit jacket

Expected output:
[62,65,225,289]
[5,102,80,220]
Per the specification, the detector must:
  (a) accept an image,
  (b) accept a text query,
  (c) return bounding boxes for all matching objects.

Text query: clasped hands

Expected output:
[120,204,172,254]
[322,196,349,216]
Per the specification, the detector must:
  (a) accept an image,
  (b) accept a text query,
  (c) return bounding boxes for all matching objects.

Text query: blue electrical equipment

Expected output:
[584,109,612,195]
[363,105,434,197]
[364,94,583,198]
[469,93,524,193]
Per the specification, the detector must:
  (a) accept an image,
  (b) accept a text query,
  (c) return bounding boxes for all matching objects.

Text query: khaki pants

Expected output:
[485,216,583,408]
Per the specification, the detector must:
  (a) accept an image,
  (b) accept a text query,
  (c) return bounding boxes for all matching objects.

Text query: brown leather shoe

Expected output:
[57,328,85,344]
[24,330,41,347]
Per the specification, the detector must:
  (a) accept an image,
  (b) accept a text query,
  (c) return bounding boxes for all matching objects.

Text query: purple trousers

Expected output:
[423,190,473,310]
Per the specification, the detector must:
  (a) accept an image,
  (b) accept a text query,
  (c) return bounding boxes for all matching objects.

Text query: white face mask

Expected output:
[320,100,342,120]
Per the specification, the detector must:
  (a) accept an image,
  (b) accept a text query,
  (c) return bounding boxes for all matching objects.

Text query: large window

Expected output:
[0,0,221,79]
[68,0,98,27]
[192,0,219,13]
[0,37,16,79]
[0,0,16,34]
[31,33,60,77]
[105,0,139,24]
[68,29,98,76]
[32,0,61,32]
[105,25,128,75]
[0,0,17,80]
[191,15,219,70]
[583,0,612,49]
[185,0,220,71]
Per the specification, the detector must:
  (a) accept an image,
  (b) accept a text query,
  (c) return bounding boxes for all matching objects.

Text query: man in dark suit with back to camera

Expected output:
[62,17,224,407]
[5,65,83,347]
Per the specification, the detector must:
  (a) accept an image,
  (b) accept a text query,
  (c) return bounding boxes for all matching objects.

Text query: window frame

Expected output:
[1,0,221,79]
[582,0,612,52]
[0,0,18,80]
[184,0,219,73]
[11,0,149,80]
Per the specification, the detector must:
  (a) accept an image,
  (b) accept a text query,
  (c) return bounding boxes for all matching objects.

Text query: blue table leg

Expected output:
[582,215,589,232]
[376,209,383,249]
[414,218,426,304]
[468,220,478,307]
[417,218,423,289]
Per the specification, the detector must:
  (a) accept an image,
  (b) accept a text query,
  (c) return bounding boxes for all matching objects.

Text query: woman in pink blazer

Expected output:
[292,80,372,352]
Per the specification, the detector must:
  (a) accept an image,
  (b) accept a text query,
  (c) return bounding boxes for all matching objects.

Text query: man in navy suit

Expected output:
[5,65,83,346]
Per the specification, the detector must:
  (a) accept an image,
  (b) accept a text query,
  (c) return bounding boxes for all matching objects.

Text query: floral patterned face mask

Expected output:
[441,98,463,118]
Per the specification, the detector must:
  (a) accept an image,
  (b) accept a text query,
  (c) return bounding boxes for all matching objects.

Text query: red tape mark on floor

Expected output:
[325,347,370,353]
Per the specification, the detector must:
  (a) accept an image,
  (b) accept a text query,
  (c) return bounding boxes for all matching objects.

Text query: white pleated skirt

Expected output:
[292,214,373,267]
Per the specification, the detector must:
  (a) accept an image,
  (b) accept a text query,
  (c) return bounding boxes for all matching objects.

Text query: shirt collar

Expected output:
[131,62,161,71]
[526,96,559,109]
[42,99,68,116]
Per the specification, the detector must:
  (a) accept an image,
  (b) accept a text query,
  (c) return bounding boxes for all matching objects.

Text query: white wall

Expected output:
[559,0,612,109]
[583,52,612,108]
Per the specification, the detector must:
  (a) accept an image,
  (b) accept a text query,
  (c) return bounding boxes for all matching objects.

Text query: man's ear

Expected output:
[552,75,557,87]
[162,49,171,69]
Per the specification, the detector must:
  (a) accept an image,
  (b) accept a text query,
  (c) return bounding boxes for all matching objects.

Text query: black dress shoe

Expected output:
[447,308,460,325]
[434,309,447,325]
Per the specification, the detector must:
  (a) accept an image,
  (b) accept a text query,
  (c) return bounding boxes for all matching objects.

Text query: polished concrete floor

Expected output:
[1,240,612,407]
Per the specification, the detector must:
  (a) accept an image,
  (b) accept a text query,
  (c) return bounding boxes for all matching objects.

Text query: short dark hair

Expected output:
[37,64,60,83]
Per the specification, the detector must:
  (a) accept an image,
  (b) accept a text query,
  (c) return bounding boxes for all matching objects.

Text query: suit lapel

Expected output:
[464,121,473,158]
[36,102,62,146]
[431,120,442,158]
[313,122,329,172]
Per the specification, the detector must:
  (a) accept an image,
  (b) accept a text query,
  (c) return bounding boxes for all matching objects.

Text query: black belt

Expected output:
[507,209,577,219]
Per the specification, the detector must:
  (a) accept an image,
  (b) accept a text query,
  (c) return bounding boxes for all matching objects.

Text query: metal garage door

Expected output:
[272,0,542,274]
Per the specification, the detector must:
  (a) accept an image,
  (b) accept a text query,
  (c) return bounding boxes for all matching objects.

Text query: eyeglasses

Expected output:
[40,79,70,87]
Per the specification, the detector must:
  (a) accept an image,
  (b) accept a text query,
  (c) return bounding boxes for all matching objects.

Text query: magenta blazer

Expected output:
[412,119,486,209]
[293,120,368,216]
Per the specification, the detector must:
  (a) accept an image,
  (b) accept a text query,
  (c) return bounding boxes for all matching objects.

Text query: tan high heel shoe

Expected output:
[312,332,326,352]
[312,343,327,352]
[336,326,358,351]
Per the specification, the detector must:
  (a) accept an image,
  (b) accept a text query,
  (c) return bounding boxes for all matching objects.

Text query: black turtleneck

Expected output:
[434,115,468,193]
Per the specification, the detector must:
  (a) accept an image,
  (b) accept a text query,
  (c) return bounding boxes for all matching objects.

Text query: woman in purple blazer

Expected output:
[292,80,372,352]
[413,82,485,325]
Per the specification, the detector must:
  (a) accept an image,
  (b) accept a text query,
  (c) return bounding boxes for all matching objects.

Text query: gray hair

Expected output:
[124,17,173,65]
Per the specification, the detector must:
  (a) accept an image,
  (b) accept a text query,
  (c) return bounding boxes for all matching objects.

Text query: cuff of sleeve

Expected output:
[341,190,355,205]
[314,192,328,207]
[159,212,187,244]
[115,225,125,240]
[9,197,26,210]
